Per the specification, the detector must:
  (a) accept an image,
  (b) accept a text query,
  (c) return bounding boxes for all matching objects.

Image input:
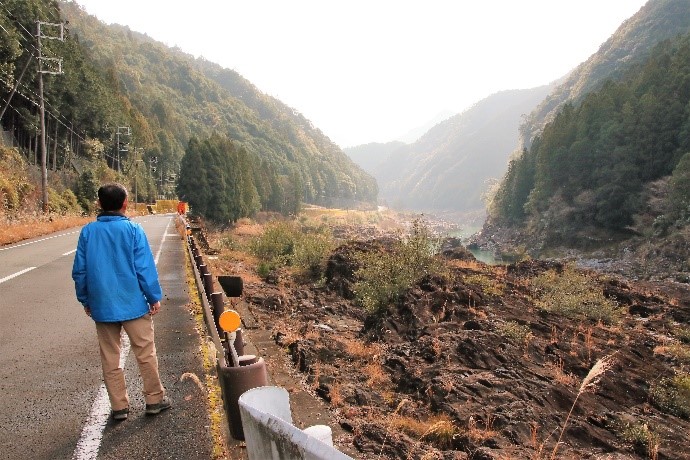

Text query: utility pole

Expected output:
[36,21,64,213]
[134,158,144,210]
[150,156,158,198]
[115,126,130,174]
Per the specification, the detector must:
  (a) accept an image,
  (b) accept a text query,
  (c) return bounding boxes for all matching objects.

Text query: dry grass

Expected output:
[329,383,344,408]
[365,361,390,387]
[550,353,617,459]
[339,336,383,362]
[391,413,459,450]
[547,358,578,387]
[466,414,498,444]
[232,222,264,237]
[1,214,90,245]
[465,273,505,297]
[654,342,690,363]
[449,259,486,271]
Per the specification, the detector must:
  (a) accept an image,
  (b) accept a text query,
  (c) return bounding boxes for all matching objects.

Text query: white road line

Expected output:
[72,335,131,460]
[154,219,172,265]
[73,216,171,460]
[0,267,36,284]
[63,249,76,256]
[0,231,79,251]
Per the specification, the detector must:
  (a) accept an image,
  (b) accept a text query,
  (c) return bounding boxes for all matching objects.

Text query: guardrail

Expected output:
[179,216,352,459]
[239,386,353,460]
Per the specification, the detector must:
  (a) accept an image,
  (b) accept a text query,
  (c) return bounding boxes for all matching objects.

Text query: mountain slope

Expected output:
[486,27,690,258]
[370,86,552,216]
[60,1,377,206]
[520,0,690,148]
[343,141,407,177]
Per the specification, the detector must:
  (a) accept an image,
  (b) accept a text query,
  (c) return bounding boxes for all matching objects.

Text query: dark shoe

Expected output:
[145,396,171,415]
[111,408,129,421]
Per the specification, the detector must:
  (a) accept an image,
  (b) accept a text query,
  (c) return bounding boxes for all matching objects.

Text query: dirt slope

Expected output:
[207,224,690,460]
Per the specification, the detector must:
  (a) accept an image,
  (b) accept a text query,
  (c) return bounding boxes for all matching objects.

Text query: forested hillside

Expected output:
[0,0,377,224]
[489,31,690,251]
[358,87,551,219]
[519,0,690,149]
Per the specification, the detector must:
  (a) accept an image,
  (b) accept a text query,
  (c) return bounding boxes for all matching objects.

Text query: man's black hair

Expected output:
[98,183,128,211]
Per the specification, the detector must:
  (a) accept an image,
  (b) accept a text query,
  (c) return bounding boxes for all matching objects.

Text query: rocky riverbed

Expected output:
[207,218,690,459]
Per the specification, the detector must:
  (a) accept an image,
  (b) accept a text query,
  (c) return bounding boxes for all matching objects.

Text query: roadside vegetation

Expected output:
[0,146,93,245]
[201,207,690,459]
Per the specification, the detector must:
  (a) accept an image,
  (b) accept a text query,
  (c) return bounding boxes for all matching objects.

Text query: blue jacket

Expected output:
[72,213,162,322]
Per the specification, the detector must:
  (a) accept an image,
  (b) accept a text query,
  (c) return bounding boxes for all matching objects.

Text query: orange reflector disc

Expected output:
[219,310,241,332]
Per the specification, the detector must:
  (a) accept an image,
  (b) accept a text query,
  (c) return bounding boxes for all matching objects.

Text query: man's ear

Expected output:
[121,197,128,212]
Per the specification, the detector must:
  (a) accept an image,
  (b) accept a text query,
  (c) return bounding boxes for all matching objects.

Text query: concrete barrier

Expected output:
[238,386,353,460]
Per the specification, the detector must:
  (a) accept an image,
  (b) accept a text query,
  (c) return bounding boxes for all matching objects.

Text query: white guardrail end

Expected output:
[238,386,353,460]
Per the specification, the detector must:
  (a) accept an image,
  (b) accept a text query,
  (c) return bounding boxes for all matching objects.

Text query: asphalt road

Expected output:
[0,214,214,460]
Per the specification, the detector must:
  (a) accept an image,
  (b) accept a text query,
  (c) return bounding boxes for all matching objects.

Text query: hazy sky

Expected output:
[74,0,648,148]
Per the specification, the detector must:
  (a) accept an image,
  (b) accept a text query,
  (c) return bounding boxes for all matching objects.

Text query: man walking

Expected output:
[72,183,171,420]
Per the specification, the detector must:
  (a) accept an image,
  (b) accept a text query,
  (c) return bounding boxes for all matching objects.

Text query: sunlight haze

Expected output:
[73,0,649,148]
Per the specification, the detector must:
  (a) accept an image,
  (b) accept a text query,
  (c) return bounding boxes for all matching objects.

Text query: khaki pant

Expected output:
[95,314,165,411]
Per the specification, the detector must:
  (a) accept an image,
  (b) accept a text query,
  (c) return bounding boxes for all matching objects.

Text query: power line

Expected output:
[0,72,86,144]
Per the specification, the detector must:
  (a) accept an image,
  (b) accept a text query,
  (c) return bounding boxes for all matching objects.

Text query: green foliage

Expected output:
[47,187,80,214]
[464,273,504,297]
[649,372,690,418]
[531,267,622,324]
[75,170,98,212]
[177,134,260,224]
[249,221,335,280]
[0,2,377,215]
[497,321,533,344]
[674,326,690,344]
[0,147,34,214]
[353,220,444,315]
[58,2,377,212]
[249,221,296,267]
[217,235,239,251]
[490,32,690,246]
[291,227,334,278]
[615,421,661,457]
[669,152,690,221]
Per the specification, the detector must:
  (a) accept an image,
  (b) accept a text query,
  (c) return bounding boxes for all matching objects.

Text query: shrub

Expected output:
[0,175,19,211]
[531,266,622,324]
[354,220,444,315]
[61,189,79,212]
[249,221,334,279]
[0,147,33,213]
[674,326,690,344]
[498,321,532,344]
[291,227,334,278]
[616,421,660,458]
[249,221,295,266]
[48,188,81,214]
[650,372,690,418]
[465,273,504,297]
[217,234,239,250]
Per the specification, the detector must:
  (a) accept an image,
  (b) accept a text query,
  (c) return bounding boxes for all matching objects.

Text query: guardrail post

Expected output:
[210,292,224,335]
[218,358,269,440]
[203,273,214,301]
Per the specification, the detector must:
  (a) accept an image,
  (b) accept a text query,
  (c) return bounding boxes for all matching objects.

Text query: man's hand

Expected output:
[149,301,161,315]
[84,307,91,317]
